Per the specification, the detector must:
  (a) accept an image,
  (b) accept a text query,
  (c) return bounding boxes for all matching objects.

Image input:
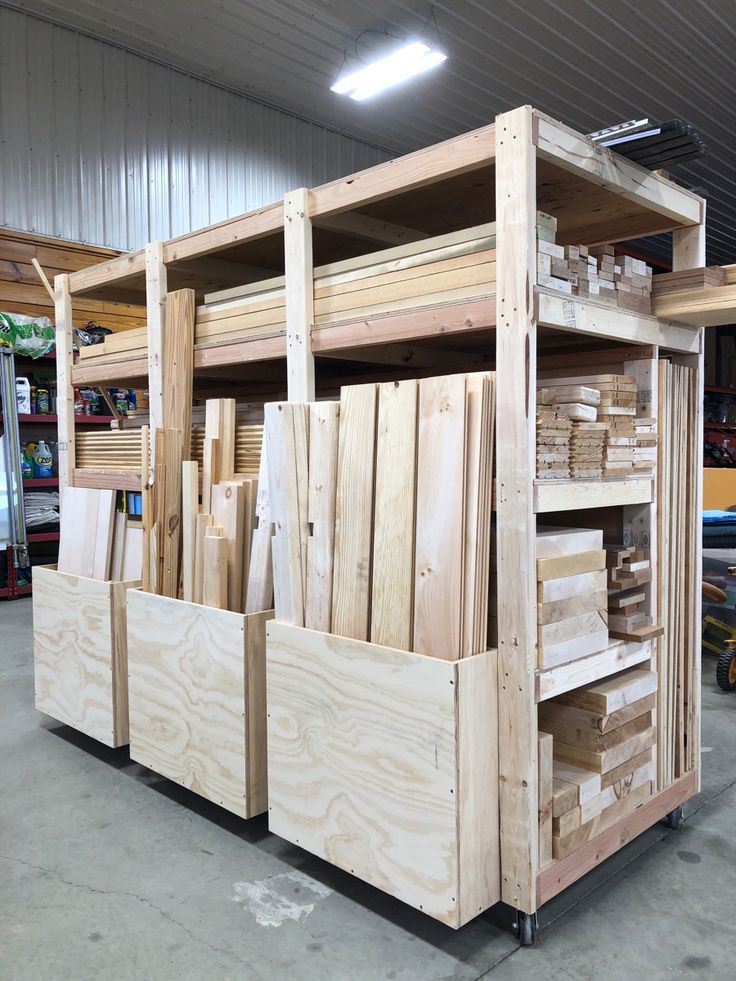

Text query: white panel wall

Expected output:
[0,6,391,250]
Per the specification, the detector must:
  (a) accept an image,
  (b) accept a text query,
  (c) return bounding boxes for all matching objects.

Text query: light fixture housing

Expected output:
[331,40,447,101]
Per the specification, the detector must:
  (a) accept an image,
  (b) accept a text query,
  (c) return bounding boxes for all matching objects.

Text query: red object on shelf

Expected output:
[27,532,60,543]
[23,478,59,487]
[75,414,114,424]
[1,413,113,425]
[4,413,58,423]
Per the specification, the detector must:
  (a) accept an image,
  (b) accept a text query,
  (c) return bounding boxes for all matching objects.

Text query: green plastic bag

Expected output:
[0,312,55,359]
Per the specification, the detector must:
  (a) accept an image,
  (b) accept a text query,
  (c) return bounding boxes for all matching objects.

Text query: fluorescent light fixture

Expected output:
[331,40,447,101]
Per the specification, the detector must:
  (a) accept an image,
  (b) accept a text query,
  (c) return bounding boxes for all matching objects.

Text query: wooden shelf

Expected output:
[536,639,652,702]
[23,478,59,488]
[536,289,700,354]
[534,476,654,513]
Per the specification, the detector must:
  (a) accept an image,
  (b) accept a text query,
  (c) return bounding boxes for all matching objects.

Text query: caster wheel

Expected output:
[516,911,538,946]
[665,805,684,830]
[716,648,736,691]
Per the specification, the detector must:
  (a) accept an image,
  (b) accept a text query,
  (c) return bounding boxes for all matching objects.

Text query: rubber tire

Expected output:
[716,649,736,691]
[517,912,538,946]
[665,805,683,830]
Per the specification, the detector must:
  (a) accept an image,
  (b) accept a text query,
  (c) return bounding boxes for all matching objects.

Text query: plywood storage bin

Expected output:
[266,622,500,928]
[126,591,272,819]
[33,565,140,748]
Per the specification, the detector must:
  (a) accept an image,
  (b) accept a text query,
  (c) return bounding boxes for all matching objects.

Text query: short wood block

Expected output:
[33,565,140,748]
[539,692,656,746]
[126,591,273,819]
[552,779,653,859]
[266,622,500,928]
[554,721,655,774]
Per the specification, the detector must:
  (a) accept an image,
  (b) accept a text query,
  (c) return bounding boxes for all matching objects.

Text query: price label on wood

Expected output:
[562,300,576,328]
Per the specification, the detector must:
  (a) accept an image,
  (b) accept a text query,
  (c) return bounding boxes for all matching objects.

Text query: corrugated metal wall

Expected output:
[0,5,391,251]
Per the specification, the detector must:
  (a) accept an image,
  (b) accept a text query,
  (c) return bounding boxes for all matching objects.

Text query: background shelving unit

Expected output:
[0,227,143,598]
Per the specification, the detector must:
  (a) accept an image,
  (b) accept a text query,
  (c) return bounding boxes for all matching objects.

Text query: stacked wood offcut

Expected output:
[536,409,572,479]
[652,265,726,297]
[602,415,636,475]
[634,417,658,474]
[141,398,272,614]
[265,372,495,658]
[536,373,657,481]
[536,384,604,478]
[536,229,654,314]
[537,667,657,861]
[536,528,608,669]
[606,545,660,643]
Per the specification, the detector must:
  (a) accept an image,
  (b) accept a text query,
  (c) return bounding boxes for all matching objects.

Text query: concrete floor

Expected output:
[2,598,736,980]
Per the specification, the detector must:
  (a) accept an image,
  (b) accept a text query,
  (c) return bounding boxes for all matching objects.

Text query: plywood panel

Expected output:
[33,566,139,747]
[266,623,500,927]
[127,590,271,818]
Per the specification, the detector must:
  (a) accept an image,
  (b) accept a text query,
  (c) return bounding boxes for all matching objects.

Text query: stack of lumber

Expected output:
[140,398,273,614]
[535,233,653,314]
[57,486,141,581]
[569,422,606,478]
[77,221,503,367]
[537,383,600,421]
[564,245,599,299]
[536,410,572,479]
[538,666,657,861]
[535,372,657,481]
[77,327,148,363]
[608,587,651,642]
[265,371,495,658]
[536,528,608,668]
[634,417,657,474]
[536,210,558,244]
[652,266,726,297]
[658,360,699,787]
[606,545,662,643]
[76,429,143,472]
[191,423,262,478]
[602,416,636,475]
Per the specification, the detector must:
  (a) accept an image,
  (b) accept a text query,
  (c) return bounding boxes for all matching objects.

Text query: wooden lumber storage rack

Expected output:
[53,104,710,934]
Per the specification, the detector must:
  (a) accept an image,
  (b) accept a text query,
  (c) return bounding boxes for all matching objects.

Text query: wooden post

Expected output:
[284,188,315,400]
[672,212,706,790]
[495,105,539,914]
[54,273,75,494]
[145,241,168,475]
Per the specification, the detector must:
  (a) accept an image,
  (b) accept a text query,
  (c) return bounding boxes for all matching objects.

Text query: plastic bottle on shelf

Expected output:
[32,440,53,478]
[21,444,33,481]
[30,384,38,413]
[16,378,31,414]
[36,387,50,414]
